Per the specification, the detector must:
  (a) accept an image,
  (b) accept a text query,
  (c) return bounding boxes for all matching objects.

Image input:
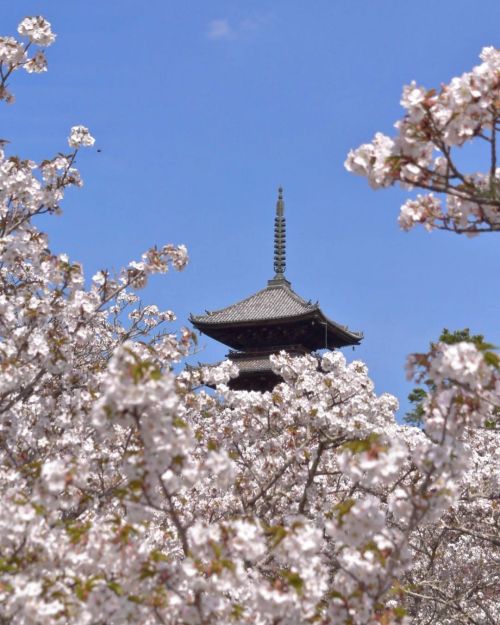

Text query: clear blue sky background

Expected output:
[3,1,499,417]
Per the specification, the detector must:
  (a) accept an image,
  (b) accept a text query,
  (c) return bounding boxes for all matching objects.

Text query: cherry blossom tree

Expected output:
[1,17,499,625]
[345,47,500,623]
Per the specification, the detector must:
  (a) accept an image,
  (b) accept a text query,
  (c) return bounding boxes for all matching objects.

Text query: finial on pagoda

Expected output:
[273,187,286,279]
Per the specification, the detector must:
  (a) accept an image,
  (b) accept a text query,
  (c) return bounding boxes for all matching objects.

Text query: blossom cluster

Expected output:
[345,47,500,234]
[0,17,56,103]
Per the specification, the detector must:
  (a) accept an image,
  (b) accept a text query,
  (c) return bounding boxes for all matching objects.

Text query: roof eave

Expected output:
[313,309,363,346]
[191,308,362,347]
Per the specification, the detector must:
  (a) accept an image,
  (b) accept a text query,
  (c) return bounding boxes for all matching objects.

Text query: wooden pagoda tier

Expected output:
[190,277,362,351]
[190,188,363,392]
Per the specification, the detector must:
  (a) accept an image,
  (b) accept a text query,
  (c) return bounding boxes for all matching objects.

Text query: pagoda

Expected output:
[190,188,363,392]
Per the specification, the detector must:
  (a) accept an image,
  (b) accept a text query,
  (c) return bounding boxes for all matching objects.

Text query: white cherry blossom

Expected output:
[346,47,500,234]
[68,125,96,149]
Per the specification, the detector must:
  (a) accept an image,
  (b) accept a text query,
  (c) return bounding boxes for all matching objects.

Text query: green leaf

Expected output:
[150,549,169,563]
[341,433,380,453]
[265,524,287,547]
[66,520,92,545]
[283,570,304,592]
[484,351,499,369]
[172,417,187,428]
[127,594,143,604]
[107,581,124,596]
[231,603,244,618]
[334,499,356,526]
[220,558,236,572]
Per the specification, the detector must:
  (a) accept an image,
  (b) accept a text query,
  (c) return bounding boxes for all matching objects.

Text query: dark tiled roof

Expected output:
[187,355,274,375]
[232,354,274,373]
[190,280,316,325]
[190,279,363,346]
[187,355,274,380]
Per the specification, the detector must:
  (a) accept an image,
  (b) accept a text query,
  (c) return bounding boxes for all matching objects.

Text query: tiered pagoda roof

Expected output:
[191,278,362,351]
[190,188,362,391]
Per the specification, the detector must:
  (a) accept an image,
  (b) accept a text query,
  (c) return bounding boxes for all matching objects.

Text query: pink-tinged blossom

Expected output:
[68,125,95,148]
[400,81,427,110]
[0,37,26,65]
[202,359,239,386]
[344,132,396,189]
[346,47,500,234]
[0,18,56,103]
[398,193,442,231]
[429,341,490,386]
[24,50,47,73]
[17,16,56,46]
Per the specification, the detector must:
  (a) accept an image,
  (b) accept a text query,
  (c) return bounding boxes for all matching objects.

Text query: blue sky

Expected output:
[3,1,499,416]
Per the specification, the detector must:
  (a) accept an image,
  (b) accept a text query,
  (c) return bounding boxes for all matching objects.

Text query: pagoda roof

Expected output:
[191,279,313,325]
[231,353,276,374]
[190,278,362,349]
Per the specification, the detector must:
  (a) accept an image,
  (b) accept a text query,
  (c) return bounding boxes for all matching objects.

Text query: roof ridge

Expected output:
[278,282,316,309]
[190,281,314,323]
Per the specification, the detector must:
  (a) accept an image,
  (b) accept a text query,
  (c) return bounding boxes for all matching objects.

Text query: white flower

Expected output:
[68,125,95,149]
[321,350,346,372]
[24,50,47,73]
[0,36,26,65]
[41,458,66,493]
[479,45,500,69]
[205,450,235,488]
[202,359,238,385]
[27,329,49,357]
[92,271,106,286]
[345,132,395,189]
[400,81,427,111]
[18,16,56,46]
[431,342,489,386]
[398,194,442,231]
[20,581,42,598]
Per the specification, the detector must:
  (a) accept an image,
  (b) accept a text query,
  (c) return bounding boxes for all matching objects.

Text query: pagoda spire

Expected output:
[273,187,286,279]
